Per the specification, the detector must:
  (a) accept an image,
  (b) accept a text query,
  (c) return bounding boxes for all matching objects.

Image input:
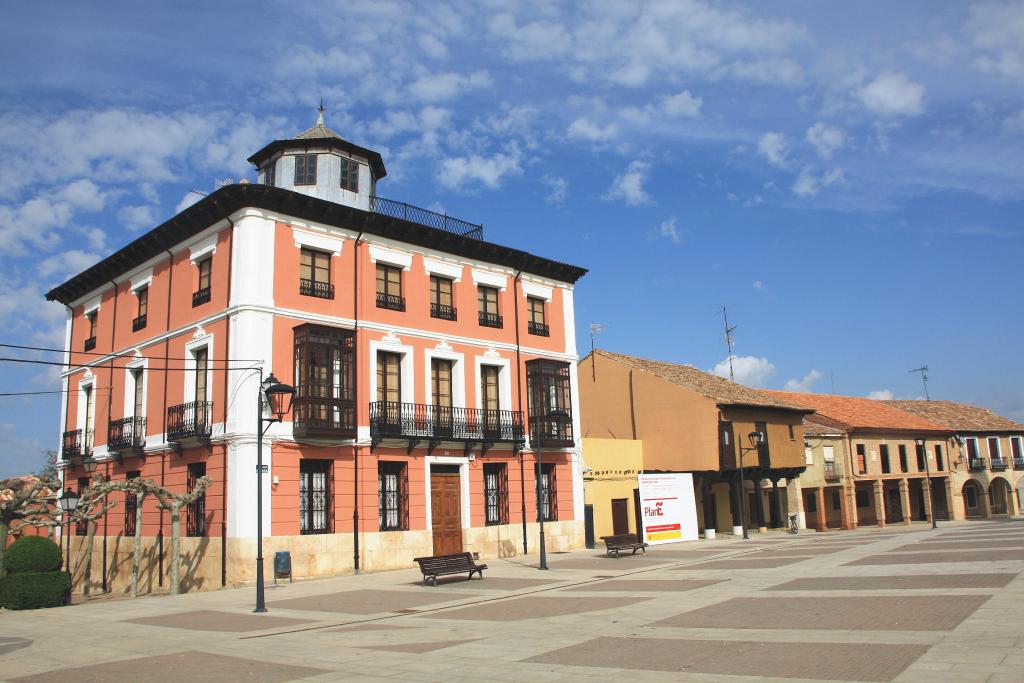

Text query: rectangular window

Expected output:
[484,463,509,525]
[263,161,276,186]
[340,157,359,192]
[898,444,909,472]
[540,463,557,521]
[1011,437,1023,466]
[431,358,453,432]
[481,365,500,412]
[194,347,208,405]
[186,463,206,537]
[935,444,945,471]
[788,424,796,440]
[193,258,212,307]
[376,351,401,404]
[478,285,502,328]
[429,275,456,320]
[916,443,927,471]
[378,461,407,531]
[132,368,144,418]
[880,444,891,473]
[856,444,867,474]
[133,286,148,331]
[293,325,356,435]
[527,296,548,336]
[804,447,813,465]
[754,421,770,465]
[294,154,317,185]
[375,264,404,311]
[527,359,573,446]
[299,460,331,534]
[988,437,1002,462]
[299,248,333,299]
[966,438,980,461]
[124,471,140,536]
[84,311,97,350]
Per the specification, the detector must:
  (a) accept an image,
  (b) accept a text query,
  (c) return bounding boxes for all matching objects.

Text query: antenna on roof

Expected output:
[317,98,325,126]
[830,371,836,395]
[721,306,736,383]
[909,365,930,401]
[589,323,607,381]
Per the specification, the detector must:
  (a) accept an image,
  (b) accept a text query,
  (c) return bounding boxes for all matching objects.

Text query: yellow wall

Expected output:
[582,438,644,540]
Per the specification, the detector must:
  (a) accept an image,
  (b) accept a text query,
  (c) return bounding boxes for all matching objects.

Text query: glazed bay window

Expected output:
[340,157,359,192]
[132,285,148,331]
[299,460,331,534]
[484,463,508,525]
[294,153,317,185]
[378,461,408,531]
[430,275,456,320]
[376,263,405,311]
[527,296,548,336]
[526,359,574,447]
[293,325,355,439]
[192,257,211,307]
[299,248,333,299]
[84,310,97,351]
[186,462,206,537]
[478,285,502,328]
[539,463,557,521]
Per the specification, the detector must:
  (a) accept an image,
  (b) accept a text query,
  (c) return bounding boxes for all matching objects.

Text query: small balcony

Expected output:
[990,458,1008,472]
[376,292,406,312]
[370,401,524,453]
[968,458,987,471]
[529,411,574,448]
[62,429,87,460]
[132,314,147,332]
[823,460,842,481]
[479,311,503,329]
[430,302,457,321]
[167,401,212,442]
[83,337,96,351]
[1013,457,1024,469]
[300,278,334,300]
[293,386,356,440]
[528,321,550,337]
[192,287,211,308]
[108,416,146,452]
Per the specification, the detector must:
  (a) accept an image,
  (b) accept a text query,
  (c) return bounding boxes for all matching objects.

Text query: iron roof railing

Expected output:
[370,196,483,240]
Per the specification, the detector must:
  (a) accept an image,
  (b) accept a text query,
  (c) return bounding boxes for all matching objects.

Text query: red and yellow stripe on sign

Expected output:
[646,523,681,542]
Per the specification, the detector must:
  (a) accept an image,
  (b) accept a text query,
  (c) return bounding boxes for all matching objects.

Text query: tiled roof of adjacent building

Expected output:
[884,400,1024,434]
[594,350,812,412]
[803,416,846,436]
[764,390,949,433]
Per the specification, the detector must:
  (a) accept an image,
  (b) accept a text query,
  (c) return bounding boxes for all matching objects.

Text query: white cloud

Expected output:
[867,389,894,400]
[119,204,159,232]
[784,369,822,391]
[662,90,703,117]
[805,123,846,160]
[543,175,568,204]
[752,279,765,290]
[792,166,845,197]
[711,355,777,388]
[437,151,521,191]
[602,160,652,206]
[566,117,618,143]
[967,2,1024,80]
[38,249,100,280]
[174,190,205,214]
[757,132,790,168]
[408,70,491,102]
[657,216,681,243]
[858,71,925,116]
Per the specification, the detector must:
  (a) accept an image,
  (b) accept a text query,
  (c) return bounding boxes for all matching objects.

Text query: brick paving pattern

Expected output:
[269,588,479,614]
[359,638,479,653]
[564,578,724,592]
[671,555,813,569]
[767,573,1018,591]
[124,609,314,632]
[846,549,1024,565]
[418,595,651,621]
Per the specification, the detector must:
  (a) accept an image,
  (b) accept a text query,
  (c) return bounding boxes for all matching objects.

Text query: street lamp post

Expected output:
[737,431,765,541]
[57,488,80,578]
[254,371,295,614]
[917,438,937,529]
[534,412,548,571]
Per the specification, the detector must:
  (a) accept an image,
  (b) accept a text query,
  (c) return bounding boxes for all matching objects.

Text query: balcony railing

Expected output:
[167,401,213,442]
[108,416,146,451]
[132,314,147,332]
[300,278,334,300]
[529,411,574,448]
[376,292,406,312]
[369,195,484,240]
[990,458,1008,471]
[528,321,550,337]
[293,384,356,439]
[823,460,842,480]
[83,337,96,351]
[370,401,524,450]
[968,458,987,471]
[1013,457,1024,469]
[479,311,503,328]
[192,287,211,308]
[62,429,84,460]
[431,302,457,321]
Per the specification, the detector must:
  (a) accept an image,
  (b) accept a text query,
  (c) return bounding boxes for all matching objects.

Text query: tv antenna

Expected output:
[721,306,736,383]
[589,323,607,381]
[909,365,930,401]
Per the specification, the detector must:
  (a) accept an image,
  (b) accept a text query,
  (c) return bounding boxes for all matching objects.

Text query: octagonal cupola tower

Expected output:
[247,104,387,211]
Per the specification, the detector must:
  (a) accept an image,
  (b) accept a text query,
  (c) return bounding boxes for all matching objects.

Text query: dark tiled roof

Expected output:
[803,417,846,436]
[884,400,1024,433]
[594,350,812,412]
[765,391,949,432]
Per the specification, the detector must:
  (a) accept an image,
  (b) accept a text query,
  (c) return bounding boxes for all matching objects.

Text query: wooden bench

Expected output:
[601,534,649,558]
[413,552,488,586]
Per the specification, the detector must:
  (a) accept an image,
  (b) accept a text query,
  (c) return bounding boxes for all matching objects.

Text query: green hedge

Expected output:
[0,571,70,610]
[4,536,62,574]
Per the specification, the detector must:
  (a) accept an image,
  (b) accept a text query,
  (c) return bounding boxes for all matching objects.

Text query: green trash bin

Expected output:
[274,551,292,584]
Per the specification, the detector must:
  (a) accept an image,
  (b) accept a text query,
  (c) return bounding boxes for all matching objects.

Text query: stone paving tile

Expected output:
[564,578,725,592]
[0,636,32,655]
[358,638,480,653]
[330,623,420,632]
[547,556,673,570]
[767,573,1017,591]
[846,549,1024,565]
[417,595,651,621]
[404,576,562,590]
[670,555,813,570]
[523,636,928,682]
[893,540,1024,552]
[8,650,328,683]
[269,589,479,614]
[636,549,729,559]
[124,609,314,632]
[650,595,990,631]
[758,545,857,556]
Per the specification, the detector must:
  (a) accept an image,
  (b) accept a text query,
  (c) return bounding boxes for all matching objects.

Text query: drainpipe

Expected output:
[221,216,234,587]
[60,305,74,550]
[158,248,174,586]
[353,227,364,573]
[102,278,120,593]
[513,265,527,554]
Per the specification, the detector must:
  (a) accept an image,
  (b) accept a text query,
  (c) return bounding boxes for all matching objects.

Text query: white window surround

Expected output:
[823,445,835,462]
[130,268,153,293]
[522,281,553,301]
[1011,436,1023,460]
[804,447,813,465]
[423,257,463,282]
[83,296,101,315]
[473,355,512,412]
[423,456,471,530]
[293,228,343,256]
[987,437,1002,459]
[369,245,412,271]
[471,268,508,291]
[77,375,96,433]
[189,234,218,263]
[183,334,215,404]
[368,337,415,405]
[423,346,466,410]
[123,357,149,419]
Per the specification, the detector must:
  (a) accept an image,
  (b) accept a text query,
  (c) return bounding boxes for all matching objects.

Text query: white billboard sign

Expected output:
[638,473,699,544]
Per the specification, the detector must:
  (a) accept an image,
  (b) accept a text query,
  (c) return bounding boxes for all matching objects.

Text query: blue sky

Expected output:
[1,1,1023,476]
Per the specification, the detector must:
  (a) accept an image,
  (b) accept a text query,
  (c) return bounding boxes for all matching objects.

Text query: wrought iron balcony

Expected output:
[528,321,550,337]
[823,460,842,480]
[370,401,524,453]
[293,384,355,440]
[376,292,406,311]
[430,302,457,321]
[968,458,987,471]
[167,401,212,442]
[108,416,146,451]
[132,314,147,332]
[300,278,334,300]
[1013,457,1024,469]
[192,287,211,308]
[83,337,96,351]
[62,429,84,460]
[990,458,1008,472]
[529,410,574,448]
[369,195,483,240]
[479,311,503,328]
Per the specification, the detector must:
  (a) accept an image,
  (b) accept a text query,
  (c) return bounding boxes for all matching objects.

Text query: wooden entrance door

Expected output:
[611,498,629,535]
[430,467,463,555]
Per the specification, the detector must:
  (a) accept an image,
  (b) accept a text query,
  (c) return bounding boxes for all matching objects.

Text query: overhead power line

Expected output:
[0,342,262,364]
[0,357,261,372]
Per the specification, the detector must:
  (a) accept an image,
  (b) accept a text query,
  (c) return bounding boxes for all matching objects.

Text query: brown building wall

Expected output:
[718,406,806,469]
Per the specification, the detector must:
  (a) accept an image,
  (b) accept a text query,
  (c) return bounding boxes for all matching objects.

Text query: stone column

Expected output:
[844,486,858,529]
[701,478,716,536]
[1008,480,1020,516]
[814,487,827,532]
[899,478,912,525]
[771,479,784,529]
[922,478,934,524]
[754,479,767,532]
[979,480,992,518]
[786,477,805,530]
[730,479,743,534]
[839,486,854,530]
[873,480,886,527]
[945,478,959,521]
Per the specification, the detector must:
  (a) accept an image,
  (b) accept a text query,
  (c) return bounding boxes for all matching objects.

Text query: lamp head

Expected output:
[82,457,98,473]
[57,487,79,513]
[748,431,764,447]
[262,371,295,422]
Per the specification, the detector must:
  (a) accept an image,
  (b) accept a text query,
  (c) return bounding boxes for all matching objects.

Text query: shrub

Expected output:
[4,536,62,574]
[0,571,70,610]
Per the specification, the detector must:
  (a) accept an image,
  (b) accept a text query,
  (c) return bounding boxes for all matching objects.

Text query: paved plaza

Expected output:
[2,519,1023,682]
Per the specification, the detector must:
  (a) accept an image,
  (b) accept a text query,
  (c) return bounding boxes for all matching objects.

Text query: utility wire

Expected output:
[0,357,259,371]
[0,342,262,363]
[0,388,115,397]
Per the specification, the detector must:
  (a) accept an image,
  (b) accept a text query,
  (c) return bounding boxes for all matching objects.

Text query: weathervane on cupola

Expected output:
[316,98,325,127]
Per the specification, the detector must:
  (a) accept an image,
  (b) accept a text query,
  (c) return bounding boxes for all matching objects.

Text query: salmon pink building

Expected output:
[46,113,587,593]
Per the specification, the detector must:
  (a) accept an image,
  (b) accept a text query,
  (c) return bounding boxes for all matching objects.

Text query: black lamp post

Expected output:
[57,488,80,575]
[533,411,548,570]
[737,431,765,541]
[916,438,938,529]
[254,371,294,613]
